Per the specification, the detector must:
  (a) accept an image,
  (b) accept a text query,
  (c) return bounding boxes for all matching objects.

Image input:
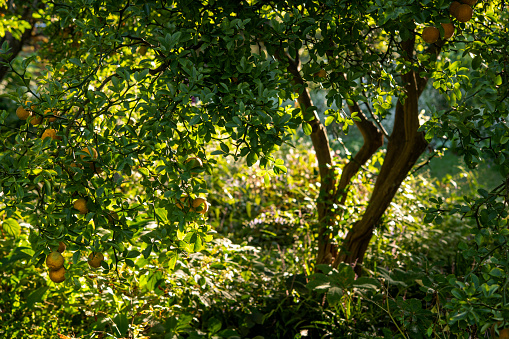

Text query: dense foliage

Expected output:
[1,0,509,338]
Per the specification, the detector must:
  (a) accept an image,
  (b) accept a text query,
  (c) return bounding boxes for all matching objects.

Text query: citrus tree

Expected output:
[1,0,509,285]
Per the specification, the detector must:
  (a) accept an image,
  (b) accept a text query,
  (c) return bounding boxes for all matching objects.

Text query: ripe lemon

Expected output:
[455,4,473,22]
[441,23,455,39]
[422,27,439,44]
[29,114,43,126]
[491,323,509,339]
[44,109,59,123]
[49,266,66,283]
[88,252,104,268]
[46,251,64,270]
[41,128,59,140]
[192,197,209,214]
[176,195,191,209]
[137,45,148,56]
[184,157,203,175]
[57,241,66,253]
[314,69,327,77]
[16,106,31,120]
[89,162,103,175]
[80,147,98,160]
[449,1,461,16]
[73,198,88,214]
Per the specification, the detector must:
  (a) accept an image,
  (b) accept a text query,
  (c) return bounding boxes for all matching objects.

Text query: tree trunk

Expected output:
[280,34,439,273]
[334,37,433,273]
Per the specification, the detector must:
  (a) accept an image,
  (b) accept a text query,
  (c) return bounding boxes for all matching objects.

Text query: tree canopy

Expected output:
[1,0,509,337]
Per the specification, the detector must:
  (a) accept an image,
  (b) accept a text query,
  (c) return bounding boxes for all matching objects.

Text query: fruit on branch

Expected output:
[106,211,119,224]
[455,4,473,22]
[176,195,191,209]
[41,128,60,140]
[137,45,148,56]
[29,114,43,126]
[313,69,327,77]
[449,1,461,16]
[192,197,209,214]
[57,241,66,253]
[422,26,440,43]
[441,23,455,39]
[73,198,89,214]
[16,106,31,120]
[49,266,66,283]
[46,251,64,270]
[88,252,104,268]
[184,157,203,176]
[80,147,98,160]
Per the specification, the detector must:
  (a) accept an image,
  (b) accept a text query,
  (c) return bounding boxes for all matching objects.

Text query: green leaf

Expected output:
[220,142,230,153]
[113,313,129,337]
[324,115,335,126]
[189,115,201,126]
[247,152,258,166]
[495,75,502,86]
[154,207,168,223]
[472,55,482,70]
[302,122,312,135]
[489,267,504,277]
[264,173,270,186]
[25,286,49,309]
[326,286,343,305]
[126,250,141,258]
[2,218,20,238]
[273,163,287,174]
[142,244,152,259]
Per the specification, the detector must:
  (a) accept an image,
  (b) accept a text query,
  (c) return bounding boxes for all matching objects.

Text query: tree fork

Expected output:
[281,50,386,266]
[334,37,438,273]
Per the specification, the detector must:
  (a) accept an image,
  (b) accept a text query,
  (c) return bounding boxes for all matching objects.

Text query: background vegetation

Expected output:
[1,1,509,338]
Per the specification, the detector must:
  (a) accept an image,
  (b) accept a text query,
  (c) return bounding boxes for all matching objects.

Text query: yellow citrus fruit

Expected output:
[46,251,64,270]
[16,106,31,120]
[184,157,204,176]
[89,162,103,175]
[29,115,43,126]
[44,109,59,123]
[176,195,191,209]
[137,45,148,56]
[456,4,473,22]
[49,266,66,283]
[73,198,88,214]
[422,27,440,44]
[185,157,203,168]
[80,147,98,160]
[441,23,455,39]
[41,128,59,140]
[491,324,509,339]
[449,1,461,16]
[192,197,209,214]
[88,252,104,268]
[57,241,66,253]
[314,69,327,77]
